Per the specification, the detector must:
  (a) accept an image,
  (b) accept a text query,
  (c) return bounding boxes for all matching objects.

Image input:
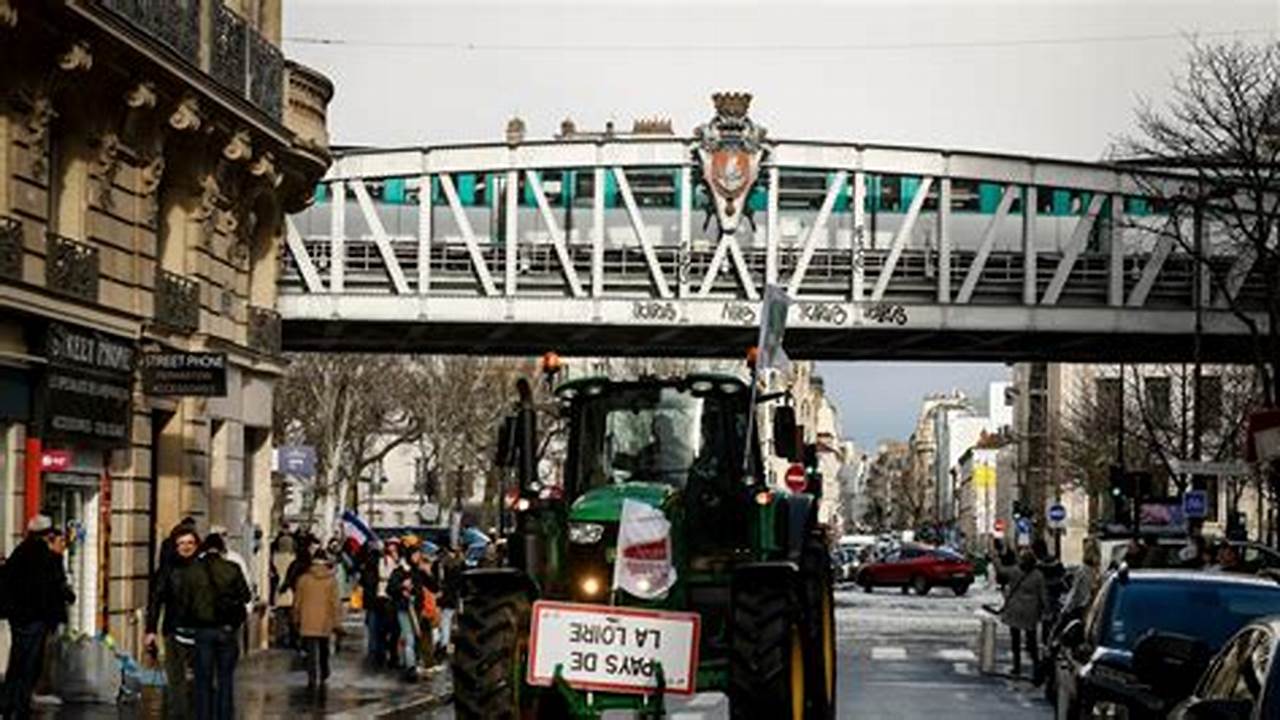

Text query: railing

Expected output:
[46,233,99,303]
[99,0,200,65]
[249,306,282,355]
[98,0,283,122]
[154,269,199,333]
[0,216,21,281]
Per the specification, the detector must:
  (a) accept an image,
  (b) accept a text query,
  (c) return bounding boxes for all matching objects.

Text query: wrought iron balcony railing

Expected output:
[46,233,100,303]
[98,0,283,122]
[155,268,199,333]
[248,305,282,355]
[0,216,21,281]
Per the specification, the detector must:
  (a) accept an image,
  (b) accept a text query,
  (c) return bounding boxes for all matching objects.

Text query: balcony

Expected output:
[46,233,100,303]
[0,216,21,281]
[154,269,199,333]
[248,305,281,355]
[97,0,283,122]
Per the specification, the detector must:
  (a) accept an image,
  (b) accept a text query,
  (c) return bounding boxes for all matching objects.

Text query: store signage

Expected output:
[41,450,71,472]
[141,352,227,396]
[41,322,134,445]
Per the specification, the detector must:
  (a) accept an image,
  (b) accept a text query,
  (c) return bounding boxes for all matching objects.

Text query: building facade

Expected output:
[0,0,330,655]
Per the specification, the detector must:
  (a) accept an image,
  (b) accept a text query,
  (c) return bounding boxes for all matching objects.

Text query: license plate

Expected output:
[528,600,701,695]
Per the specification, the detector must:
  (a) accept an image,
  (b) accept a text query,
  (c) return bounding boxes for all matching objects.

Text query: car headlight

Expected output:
[569,522,605,545]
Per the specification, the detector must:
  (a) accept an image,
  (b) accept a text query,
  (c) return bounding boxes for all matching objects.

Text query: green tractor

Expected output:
[451,368,837,720]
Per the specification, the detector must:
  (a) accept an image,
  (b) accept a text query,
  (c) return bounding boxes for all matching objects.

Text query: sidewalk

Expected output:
[23,618,451,719]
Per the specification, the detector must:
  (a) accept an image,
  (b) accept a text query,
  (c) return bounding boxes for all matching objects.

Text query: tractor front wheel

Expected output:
[730,581,806,720]
[452,590,531,720]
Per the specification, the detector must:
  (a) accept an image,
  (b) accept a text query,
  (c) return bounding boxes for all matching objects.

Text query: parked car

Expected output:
[1053,570,1280,719]
[854,544,974,596]
[1168,616,1280,720]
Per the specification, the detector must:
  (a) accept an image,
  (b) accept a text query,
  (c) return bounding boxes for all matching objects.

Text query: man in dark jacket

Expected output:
[144,524,201,720]
[184,533,250,720]
[1,515,75,720]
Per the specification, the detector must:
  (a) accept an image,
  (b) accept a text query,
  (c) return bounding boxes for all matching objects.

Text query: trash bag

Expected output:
[50,634,123,704]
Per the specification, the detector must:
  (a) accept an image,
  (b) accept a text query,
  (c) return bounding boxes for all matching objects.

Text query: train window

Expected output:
[950,180,980,212]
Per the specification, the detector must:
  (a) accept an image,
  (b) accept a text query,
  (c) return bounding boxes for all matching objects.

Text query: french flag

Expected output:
[340,509,378,554]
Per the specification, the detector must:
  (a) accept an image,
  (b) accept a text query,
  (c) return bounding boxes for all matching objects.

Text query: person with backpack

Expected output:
[186,533,251,720]
[0,515,75,720]
[292,550,341,689]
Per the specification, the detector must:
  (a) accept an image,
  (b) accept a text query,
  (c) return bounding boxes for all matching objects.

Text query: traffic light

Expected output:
[802,443,823,499]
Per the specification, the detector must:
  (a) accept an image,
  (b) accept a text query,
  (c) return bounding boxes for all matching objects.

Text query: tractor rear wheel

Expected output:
[452,590,531,720]
[730,581,806,720]
[801,532,838,720]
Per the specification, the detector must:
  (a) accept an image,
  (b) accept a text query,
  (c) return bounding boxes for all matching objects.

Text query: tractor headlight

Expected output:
[569,522,605,545]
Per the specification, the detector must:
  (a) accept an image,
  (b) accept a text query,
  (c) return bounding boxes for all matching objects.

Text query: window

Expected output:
[1198,375,1223,433]
[1145,376,1171,426]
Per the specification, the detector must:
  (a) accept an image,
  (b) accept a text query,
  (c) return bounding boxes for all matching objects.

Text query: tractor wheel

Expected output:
[730,581,806,720]
[800,532,838,720]
[452,590,531,720]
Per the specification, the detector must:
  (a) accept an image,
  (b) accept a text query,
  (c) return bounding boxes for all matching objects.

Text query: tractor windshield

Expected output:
[572,384,748,490]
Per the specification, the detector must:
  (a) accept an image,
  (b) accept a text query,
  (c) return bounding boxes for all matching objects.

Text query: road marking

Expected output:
[937,648,978,662]
[870,646,908,661]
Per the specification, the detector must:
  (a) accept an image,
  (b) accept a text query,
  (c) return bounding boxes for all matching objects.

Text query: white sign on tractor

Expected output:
[528,601,701,696]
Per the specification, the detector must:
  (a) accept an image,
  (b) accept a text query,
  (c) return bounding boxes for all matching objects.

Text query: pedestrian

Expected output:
[434,547,464,657]
[998,548,1048,683]
[187,532,251,720]
[280,536,315,652]
[388,546,423,679]
[292,550,341,689]
[1212,542,1246,573]
[356,544,385,666]
[0,516,75,720]
[144,524,202,720]
[1179,534,1211,569]
[413,551,442,669]
[210,525,255,651]
[378,539,403,668]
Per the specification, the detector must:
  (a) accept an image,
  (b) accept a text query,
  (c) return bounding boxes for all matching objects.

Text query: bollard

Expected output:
[978,614,997,674]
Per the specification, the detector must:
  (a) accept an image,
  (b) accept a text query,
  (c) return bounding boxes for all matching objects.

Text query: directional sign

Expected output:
[1047,504,1067,529]
[277,446,316,479]
[1169,459,1250,477]
[528,601,701,696]
[1016,517,1032,535]
[1184,490,1209,520]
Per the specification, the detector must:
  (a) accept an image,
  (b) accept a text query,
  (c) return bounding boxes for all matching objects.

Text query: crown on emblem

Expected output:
[711,92,752,119]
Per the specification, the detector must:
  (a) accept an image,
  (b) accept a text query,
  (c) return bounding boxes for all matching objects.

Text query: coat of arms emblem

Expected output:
[694,92,768,237]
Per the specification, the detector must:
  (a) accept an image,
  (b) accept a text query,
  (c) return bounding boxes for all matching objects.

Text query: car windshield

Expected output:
[572,383,748,490]
[1102,578,1280,650]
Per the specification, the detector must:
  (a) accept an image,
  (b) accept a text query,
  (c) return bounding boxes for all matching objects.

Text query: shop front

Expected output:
[33,321,135,636]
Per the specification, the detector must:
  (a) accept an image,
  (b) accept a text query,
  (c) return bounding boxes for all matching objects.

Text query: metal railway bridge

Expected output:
[278,117,1270,361]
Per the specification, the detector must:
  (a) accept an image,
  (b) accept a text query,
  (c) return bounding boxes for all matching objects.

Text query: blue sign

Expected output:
[278,445,316,479]
[1016,517,1033,535]
[1047,504,1067,524]
[1184,490,1209,519]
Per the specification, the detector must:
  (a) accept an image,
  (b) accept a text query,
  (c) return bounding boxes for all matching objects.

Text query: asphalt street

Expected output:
[425,582,1052,719]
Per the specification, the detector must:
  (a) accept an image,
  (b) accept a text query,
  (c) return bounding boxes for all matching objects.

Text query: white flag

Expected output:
[612,499,677,600]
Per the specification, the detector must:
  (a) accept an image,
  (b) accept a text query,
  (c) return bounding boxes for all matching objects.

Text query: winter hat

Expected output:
[26,514,53,534]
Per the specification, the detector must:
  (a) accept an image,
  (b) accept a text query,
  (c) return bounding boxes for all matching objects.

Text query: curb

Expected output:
[369,691,453,718]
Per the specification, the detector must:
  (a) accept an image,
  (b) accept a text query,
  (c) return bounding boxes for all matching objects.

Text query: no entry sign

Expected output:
[527,601,700,695]
[785,463,807,493]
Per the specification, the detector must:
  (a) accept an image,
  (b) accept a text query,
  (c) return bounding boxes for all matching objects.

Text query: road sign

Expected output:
[528,600,701,695]
[1016,517,1032,535]
[277,446,316,479]
[784,463,807,493]
[1169,459,1250,477]
[1184,490,1209,520]
[993,518,1007,533]
[1047,504,1067,528]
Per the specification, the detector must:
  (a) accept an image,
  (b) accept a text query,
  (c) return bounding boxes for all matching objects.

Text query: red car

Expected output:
[855,544,975,596]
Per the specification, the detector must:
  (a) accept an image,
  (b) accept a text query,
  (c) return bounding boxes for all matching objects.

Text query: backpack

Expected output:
[202,558,248,628]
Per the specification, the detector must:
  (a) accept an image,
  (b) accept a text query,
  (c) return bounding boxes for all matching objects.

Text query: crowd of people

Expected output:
[270,527,468,685]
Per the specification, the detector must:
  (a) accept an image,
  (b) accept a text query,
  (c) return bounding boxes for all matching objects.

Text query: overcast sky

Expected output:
[285,0,1278,448]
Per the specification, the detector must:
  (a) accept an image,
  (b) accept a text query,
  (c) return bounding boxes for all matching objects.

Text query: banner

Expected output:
[756,284,791,373]
[612,499,677,600]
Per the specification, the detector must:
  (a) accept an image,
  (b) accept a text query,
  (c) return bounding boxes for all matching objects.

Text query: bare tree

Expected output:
[1117,39,1280,405]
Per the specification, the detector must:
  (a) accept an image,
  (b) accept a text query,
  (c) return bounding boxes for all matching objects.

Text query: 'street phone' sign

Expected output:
[527,601,700,696]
